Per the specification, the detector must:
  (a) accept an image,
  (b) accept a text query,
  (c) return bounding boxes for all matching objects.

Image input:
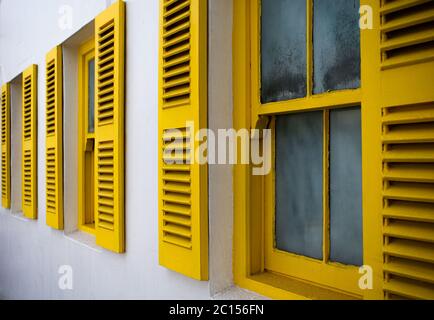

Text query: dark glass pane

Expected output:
[313,0,360,94]
[329,107,363,266]
[88,58,95,133]
[261,0,307,103]
[275,111,323,260]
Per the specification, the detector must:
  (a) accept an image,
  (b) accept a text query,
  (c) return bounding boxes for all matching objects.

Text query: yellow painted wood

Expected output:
[383,201,434,223]
[94,0,125,253]
[384,259,434,284]
[384,221,434,243]
[383,145,434,162]
[322,110,330,264]
[383,164,434,183]
[22,65,38,220]
[384,239,434,264]
[233,0,385,299]
[384,278,434,300]
[158,0,208,280]
[383,183,434,203]
[1,83,11,208]
[78,39,96,236]
[382,102,434,125]
[380,7,434,33]
[45,46,64,230]
[380,0,432,15]
[382,124,434,144]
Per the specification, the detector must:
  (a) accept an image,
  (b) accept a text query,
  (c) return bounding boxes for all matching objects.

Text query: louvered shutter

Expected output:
[45,46,64,229]
[1,83,11,209]
[380,0,434,299]
[94,0,125,253]
[158,0,208,280]
[22,65,38,219]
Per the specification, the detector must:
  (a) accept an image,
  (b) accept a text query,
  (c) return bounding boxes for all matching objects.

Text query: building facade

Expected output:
[0,0,433,300]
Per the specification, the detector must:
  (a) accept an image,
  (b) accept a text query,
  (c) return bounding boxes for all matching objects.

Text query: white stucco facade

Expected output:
[0,0,261,300]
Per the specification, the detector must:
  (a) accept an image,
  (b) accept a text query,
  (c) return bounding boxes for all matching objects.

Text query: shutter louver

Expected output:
[159,0,208,280]
[1,83,11,209]
[382,102,434,300]
[162,127,193,249]
[22,65,37,219]
[94,0,125,253]
[45,46,64,230]
[380,0,434,69]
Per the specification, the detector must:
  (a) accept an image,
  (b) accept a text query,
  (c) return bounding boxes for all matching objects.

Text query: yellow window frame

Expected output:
[78,38,96,235]
[233,0,384,300]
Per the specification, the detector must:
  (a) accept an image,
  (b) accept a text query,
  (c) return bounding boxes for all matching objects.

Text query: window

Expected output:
[76,0,125,253]
[78,39,96,235]
[234,0,434,300]
[262,0,363,296]
[235,0,365,298]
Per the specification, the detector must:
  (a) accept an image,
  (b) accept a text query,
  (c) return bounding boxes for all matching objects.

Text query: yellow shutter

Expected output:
[158,0,208,280]
[380,1,434,299]
[94,0,125,253]
[45,46,64,229]
[22,65,38,219]
[1,83,11,209]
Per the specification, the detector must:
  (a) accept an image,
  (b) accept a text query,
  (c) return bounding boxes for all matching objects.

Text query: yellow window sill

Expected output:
[237,271,361,300]
[79,223,96,236]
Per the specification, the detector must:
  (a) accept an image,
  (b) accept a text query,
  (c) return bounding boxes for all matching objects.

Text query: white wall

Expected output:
[0,0,260,300]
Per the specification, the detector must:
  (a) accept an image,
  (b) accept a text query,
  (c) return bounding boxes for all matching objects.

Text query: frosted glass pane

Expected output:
[275,111,323,260]
[329,107,363,266]
[261,0,307,103]
[313,0,360,94]
[88,58,95,133]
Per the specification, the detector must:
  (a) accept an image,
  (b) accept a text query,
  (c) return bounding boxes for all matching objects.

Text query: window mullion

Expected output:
[323,109,330,263]
[306,0,313,98]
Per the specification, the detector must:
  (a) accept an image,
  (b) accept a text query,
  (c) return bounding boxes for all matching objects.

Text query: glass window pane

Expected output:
[261,0,307,103]
[275,111,323,260]
[313,0,360,94]
[329,107,363,266]
[88,58,95,133]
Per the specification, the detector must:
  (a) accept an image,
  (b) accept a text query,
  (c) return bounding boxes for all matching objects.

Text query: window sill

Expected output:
[212,286,269,300]
[63,230,102,253]
[8,210,35,222]
[236,271,361,300]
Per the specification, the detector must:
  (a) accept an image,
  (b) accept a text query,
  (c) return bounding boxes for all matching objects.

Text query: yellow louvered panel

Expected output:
[162,0,192,109]
[162,127,192,249]
[23,76,33,141]
[96,140,115,231]
[46,148,56,214]
[46,60,56,136]
[45,47,63,230]
[97,20,115,126]
[23,150,32,206]
[382,101,434,299]
[1,84,10,208]
[1,152,6,198]
[159,0,208,281]
[380,0,434,69]
[21,65,37,219]
[94,0,125,253]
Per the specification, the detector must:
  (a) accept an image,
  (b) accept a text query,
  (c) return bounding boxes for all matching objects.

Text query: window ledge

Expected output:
[239,272,361,300]
[0,209,35,222]
[63,230,102,253]
[212,286,269,300]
